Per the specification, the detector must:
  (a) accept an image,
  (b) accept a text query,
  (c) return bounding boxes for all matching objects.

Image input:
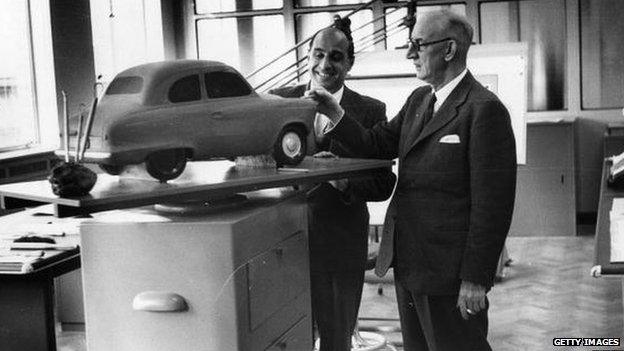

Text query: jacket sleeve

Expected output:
[342,101,396,202]
[328,89,420,160]
[460,97,517,289]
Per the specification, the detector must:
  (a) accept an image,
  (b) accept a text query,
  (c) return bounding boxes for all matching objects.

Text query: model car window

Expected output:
[105,76,143,95]
[168,75,201,103]
[204,71,252,98]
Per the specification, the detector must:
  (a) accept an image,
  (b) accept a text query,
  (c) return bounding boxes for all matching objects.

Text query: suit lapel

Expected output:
[402,92,435,157]
[328,86,355,153]
[407,73,474,152]
[343,86,358,104]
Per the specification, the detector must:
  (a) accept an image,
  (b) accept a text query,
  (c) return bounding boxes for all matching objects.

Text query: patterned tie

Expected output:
[314,112,330,148]
[422,93,437,127]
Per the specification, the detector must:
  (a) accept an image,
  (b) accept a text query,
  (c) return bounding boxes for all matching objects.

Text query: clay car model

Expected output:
[57,60,316,181]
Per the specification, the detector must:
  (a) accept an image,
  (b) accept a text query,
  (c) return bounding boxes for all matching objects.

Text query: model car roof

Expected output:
[110,60,247,105]
[117,59,233,79]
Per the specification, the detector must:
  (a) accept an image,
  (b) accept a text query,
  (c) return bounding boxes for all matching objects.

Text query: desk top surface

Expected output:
[0,206,81,276]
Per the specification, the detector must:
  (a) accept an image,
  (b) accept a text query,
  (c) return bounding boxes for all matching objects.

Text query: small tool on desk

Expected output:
[14,235,56,244]
[62,90,70,162]
[10,242,78,251]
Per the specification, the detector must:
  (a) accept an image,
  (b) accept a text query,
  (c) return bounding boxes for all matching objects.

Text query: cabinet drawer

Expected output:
[266,316,312,351]
[248,232,308,331]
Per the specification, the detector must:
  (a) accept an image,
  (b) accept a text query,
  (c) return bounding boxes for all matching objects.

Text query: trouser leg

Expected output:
[311,269,365,351]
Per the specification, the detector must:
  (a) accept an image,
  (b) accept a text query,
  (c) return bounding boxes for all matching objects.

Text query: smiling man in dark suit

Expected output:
[271,20,396,351]
[305,10,517,351]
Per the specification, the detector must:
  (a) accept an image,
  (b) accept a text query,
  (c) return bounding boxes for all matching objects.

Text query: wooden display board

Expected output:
[0,157,392,217]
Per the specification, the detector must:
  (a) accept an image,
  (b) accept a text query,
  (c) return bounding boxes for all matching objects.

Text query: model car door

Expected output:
[202,71,274,157]
[162,73,227,158]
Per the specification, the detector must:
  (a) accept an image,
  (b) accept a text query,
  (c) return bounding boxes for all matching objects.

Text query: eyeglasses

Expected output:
[407,37,453,52]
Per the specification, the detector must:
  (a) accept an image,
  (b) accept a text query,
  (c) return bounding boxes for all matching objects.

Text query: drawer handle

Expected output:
[132,291,188,312]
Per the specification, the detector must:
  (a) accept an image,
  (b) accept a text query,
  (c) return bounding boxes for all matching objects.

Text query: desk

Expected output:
[593,160,624,276]
[593,153,624,330]
[595,126,624,276]
[0,207,82,351]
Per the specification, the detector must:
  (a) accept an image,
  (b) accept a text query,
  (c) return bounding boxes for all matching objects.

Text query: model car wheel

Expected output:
[99,164,124,175]
[145,149,187,181]
[273,126,306,166]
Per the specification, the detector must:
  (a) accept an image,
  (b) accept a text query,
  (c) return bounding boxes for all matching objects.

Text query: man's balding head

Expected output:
[421,10,473,62]
[407,10,473,89]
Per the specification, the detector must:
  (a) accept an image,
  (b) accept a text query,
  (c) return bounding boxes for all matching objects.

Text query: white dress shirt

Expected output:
[432,68,468,113]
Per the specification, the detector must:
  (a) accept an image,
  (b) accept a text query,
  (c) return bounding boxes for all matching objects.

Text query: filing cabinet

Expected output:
[80,189,312,351]
[509,121,576,236]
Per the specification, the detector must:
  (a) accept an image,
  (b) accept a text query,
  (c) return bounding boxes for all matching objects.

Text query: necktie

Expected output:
[422,93,437,127]
[314,112,330,147]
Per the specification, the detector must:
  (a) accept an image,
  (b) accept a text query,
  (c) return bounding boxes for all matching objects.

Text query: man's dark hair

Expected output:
[308,15,355,64]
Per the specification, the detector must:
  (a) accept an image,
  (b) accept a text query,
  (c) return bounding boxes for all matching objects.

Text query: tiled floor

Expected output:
[57,236,623,351]
[358,236,623,350]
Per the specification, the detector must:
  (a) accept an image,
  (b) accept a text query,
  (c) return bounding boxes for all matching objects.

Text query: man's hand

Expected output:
[312,151,348,192]
[456,280,487,320]
[303,87,345,123]
[313,151,338,159]
[329,178,349,192]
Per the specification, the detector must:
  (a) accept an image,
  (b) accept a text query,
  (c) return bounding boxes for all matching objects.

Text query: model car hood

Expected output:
[257,92,283,100]
[257,92,317,109]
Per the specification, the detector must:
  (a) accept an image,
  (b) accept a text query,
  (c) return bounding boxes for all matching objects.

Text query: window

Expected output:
[297,0,368,7]
[196,0,282,14]
[168,75,201,103]
[90,0,165,88]
[480,0,567,111]
[580,0,624,109]
[106,77,144,95]
[196,15,294,88]
[384,4,466,51]
[295,10,373,83]
[205,71,252,98]
[296,10,373,51]
[0,0,38,150]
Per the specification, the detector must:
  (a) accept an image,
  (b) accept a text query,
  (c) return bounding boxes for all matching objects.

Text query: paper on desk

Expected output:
[610,198,624,262]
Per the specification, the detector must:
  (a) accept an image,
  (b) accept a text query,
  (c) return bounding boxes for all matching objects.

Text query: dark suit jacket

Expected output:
[270,84,396,272]
[329,72,517,294]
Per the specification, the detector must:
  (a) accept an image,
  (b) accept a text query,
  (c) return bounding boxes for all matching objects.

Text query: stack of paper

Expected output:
[610,198,624,262]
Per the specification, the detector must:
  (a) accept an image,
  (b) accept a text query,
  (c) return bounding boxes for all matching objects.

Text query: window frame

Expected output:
[578,0,624,111]
[183,0,622,120]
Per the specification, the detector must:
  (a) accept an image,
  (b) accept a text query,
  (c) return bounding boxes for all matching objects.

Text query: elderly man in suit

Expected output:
[305,10,517,351]
[271,22,396,351]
